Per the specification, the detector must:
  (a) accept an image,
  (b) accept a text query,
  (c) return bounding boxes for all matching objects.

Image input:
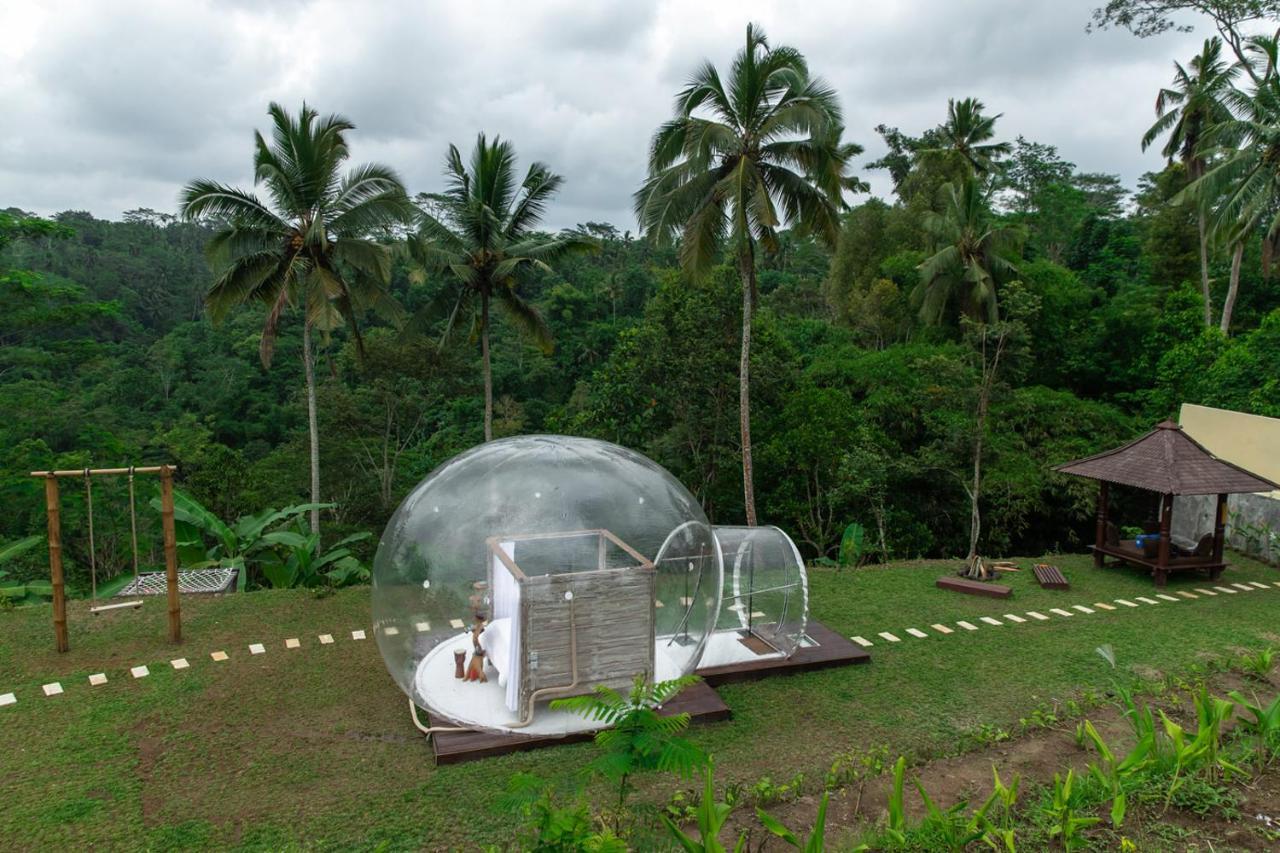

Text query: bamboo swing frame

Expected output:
[30,465,181,652]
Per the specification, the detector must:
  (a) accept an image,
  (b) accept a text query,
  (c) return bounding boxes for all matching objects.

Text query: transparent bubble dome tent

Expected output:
[703,526,809,667]
[371,435,724,736]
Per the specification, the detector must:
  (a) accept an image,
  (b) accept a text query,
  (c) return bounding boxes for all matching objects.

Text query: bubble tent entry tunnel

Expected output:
[371,435,810,737]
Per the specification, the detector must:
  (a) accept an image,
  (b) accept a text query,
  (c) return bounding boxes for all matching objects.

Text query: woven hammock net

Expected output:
[116,568,237,596]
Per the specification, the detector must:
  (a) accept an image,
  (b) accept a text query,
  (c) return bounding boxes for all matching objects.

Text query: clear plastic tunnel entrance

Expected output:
[701,525,809,667]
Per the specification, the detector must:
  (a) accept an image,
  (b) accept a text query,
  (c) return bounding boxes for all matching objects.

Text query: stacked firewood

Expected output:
[959,555,1019,581]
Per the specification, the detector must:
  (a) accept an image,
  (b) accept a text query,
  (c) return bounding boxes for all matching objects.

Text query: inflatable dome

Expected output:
[371,435,723,735]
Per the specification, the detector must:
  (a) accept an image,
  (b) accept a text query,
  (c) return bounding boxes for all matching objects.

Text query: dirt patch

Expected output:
[725,669,1279,849]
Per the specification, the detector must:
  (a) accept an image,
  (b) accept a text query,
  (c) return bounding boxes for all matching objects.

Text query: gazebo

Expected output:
[1055,420,1279,586]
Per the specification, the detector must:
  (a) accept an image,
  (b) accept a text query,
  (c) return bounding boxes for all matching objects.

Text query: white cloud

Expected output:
[0,0,1228,227]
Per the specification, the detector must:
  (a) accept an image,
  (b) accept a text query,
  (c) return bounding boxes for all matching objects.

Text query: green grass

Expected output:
[0,552,1277,849]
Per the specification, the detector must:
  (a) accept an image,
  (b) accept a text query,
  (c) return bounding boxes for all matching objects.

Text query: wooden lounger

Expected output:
[1033,564,1069,590]
[936,576,1012,599]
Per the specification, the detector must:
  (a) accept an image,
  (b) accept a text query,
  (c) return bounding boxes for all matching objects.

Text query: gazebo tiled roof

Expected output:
[1054,420,1280,496]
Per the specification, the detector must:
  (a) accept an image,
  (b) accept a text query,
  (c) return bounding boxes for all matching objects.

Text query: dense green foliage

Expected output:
[5,16,1280,594]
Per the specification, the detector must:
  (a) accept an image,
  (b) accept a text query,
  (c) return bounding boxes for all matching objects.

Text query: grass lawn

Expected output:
[1,551,1277,849]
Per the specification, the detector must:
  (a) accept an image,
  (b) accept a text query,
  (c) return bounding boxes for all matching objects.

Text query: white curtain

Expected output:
[491,540,522,712]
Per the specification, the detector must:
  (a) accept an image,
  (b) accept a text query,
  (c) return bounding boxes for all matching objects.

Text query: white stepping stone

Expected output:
[1002,613,1026,623]
[130,666,149,679]
[1214,586,1237,594]
[285,638,300,649]
[1231,583,1254,591]
[1196,588,1218,596]
[1026,611,1050,621]
[957,621,979,631]
[210,650,228,662]
[170,658,189,670]
[1093,602,1116,610]
[1072,605,1095,614]
[1050,608,1074,617]
[1136,597,1159,605]
[0,692,15,707]
[248,643,265,655]
[1115,599,1139,607]
[979,616,1003,626]
[415,621,431,632]
[1176,591,1198,599]
[851,636,873,648]
[351,629,366,640]
[906,628,928,638]
[1274,581,1280,588]
[930,623,954,634]
[878,631,901,643]
[449,619,465,630]
[751,611,766,619]
[1248,581,1270,590]
[42,682,63,696]
[318,634,334,645]
[1156,594,1179,602]
[383,626,400,636]
[88,673,107,686]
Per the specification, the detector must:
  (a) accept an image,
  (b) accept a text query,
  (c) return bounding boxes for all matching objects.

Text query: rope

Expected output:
[127,466,139,581]
[84,468,96,601]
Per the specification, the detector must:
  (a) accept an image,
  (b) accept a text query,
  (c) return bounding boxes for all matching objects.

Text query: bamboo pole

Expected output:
[44,475,68,653]
[30,466,175,478]
[159,465,181,644]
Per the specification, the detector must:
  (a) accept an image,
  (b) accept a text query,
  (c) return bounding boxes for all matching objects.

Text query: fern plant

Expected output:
[552,675,708,815]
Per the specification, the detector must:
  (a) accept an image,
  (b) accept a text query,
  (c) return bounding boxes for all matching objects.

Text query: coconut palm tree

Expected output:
[1183,32,1280,334]
[180,102,412,536]
[921,97,1012,177]
[634,23,863,525]
[915,176,1022,325]
[1142,37,1239,327]
[407,134,595,441]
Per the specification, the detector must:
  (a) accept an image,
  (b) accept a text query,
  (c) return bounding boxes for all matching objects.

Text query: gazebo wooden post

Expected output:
[44,475,68,653]
[1212,493,1227,575]
[1094,481,1109,568]
[1155,492,1173,587]
[160,465,181,644]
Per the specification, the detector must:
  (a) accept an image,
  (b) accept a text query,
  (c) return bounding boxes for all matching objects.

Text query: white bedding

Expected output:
[479,616,512,687]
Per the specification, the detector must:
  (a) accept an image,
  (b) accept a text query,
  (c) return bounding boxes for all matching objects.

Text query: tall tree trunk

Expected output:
[481,291,493,442]
[967,327,1006,562]
[1220,241,1243,336]
[737,245,757,527]
[302,322,321,539]
[1197,210,1212,327]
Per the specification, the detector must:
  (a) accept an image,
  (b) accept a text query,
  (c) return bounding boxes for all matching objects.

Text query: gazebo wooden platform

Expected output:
[1055,420,1279,587]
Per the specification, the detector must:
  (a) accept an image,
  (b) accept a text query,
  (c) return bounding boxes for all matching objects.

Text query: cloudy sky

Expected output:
[0,0,1221,230]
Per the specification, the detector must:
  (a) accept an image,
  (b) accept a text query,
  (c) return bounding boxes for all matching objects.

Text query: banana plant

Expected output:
[0,535,50,606]
[152,489,333,590]
[256,523,371,589]
[1043,770,1100,851]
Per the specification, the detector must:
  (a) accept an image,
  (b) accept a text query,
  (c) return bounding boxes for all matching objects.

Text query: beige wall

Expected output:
[1179,403,1280,498]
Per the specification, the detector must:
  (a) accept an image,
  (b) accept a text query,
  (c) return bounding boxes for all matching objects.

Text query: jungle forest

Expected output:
[4,7,1280,598]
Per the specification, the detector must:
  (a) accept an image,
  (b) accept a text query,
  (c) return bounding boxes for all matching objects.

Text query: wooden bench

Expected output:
[936,576,1012,599]
[1033,564,1069,590]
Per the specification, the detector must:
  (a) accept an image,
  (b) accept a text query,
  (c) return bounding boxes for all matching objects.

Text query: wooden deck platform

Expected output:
[425,621,869,764]
[936,576,1012,598]
[1093,541,1224,586]
[427,680,730,765]
[695,620,870,686]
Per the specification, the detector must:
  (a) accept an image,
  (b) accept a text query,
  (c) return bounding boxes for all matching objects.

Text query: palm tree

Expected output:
[915,176,1022,325]
[180,103,411,536]
[921,97,1012,176]
[634,23,863,525]
[407,134,594,441]
[1183,33,1280,335]
[1142,37,1239,327]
